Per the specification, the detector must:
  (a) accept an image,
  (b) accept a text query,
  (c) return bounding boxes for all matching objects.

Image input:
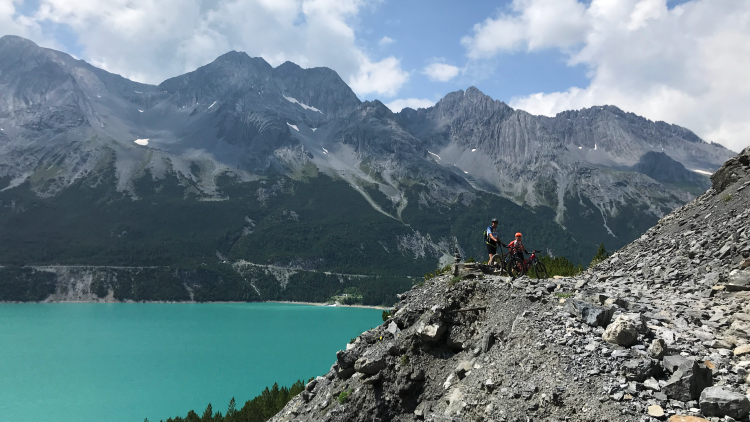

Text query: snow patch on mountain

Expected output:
[284,96,322,113]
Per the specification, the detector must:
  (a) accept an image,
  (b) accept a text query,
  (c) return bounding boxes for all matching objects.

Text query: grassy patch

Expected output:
[338,389,352,405]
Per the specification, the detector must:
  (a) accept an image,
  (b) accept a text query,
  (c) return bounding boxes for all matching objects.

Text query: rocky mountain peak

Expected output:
[0,34,39,51]
[272,61,360,118]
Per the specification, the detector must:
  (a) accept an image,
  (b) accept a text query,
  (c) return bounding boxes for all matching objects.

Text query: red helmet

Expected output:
[515,232,522,237]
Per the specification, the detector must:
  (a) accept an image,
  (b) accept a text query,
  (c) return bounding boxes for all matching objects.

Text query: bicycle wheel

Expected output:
[507,256,523,279]
[488,254,503,269]
[533,260,548,279]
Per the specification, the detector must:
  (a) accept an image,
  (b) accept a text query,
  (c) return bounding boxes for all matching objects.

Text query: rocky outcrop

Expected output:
[269,148,750,421]
[711,147,750,193]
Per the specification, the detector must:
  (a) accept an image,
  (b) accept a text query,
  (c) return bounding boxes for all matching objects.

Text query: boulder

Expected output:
[647,405,665,417]
[623,358,657,382]
[649,338,668,359]
[662,360,713,401]
[336,349,358,369]
[354,356,387,375]
[334,363,355,380]
[699,386,750,419]
[417,322,447,343]
[564,299,614,327]
[663,355,690,373]
[602,315,639,346]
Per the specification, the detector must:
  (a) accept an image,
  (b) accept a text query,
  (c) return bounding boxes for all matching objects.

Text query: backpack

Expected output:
[483,228,488,243]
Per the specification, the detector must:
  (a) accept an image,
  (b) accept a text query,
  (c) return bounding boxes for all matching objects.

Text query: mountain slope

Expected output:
[268,147,750,422]
[0,35,736,305]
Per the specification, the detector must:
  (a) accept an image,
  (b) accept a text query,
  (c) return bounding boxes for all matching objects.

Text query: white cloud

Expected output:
[461,0,588,57]
[385,98,435,112]
[422,63,460,82]
[463,0,750,152]
[378,36,394,47]
[0,0,56,48]
[9,0,407,97]
[349,56,409,97]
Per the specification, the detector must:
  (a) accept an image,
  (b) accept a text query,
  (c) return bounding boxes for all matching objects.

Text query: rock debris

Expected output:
[271,147,750,422]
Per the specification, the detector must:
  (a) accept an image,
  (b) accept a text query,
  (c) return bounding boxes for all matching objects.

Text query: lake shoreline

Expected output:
[266,300,389,310]
[0,299,391,310]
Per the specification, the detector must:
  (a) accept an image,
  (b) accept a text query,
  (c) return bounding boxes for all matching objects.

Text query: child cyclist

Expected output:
[507,232,529,269]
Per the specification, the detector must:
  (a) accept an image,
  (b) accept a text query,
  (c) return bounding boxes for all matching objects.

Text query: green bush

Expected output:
[337,389,352,405]
[381,309,394,321]
[423,264,452,282]
[539,256,584,277]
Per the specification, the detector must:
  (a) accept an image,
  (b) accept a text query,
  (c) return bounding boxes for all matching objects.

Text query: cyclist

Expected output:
[507,232,529,270]
[486,218,505,262]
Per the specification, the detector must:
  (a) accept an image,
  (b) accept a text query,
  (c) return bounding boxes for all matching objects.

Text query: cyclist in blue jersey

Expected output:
[485,218,505,262]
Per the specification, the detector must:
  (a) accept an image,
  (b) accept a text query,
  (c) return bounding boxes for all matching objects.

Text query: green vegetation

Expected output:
[555,292,574,298]
[424,264,452,282]
[328,287,363,305]
[539,256,584,277]
[400,354,409,366]
[0,158,621,305]
[160,380,306,422]
[381,309,394,321]
[589,243,610,268]
[723,194,733,202]
[0,266,56,301]
[449,276,461,286]
[337,389,352,405]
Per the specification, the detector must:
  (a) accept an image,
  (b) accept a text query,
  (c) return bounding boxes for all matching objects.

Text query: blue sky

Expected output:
[356,0,590,103]
[1,0,748,151]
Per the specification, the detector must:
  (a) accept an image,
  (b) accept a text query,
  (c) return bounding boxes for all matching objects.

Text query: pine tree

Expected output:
[589,243,609,267]
[201,404,212,422]
[227,397,236,416]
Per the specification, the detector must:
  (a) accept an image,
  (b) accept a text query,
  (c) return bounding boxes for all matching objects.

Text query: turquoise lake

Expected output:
[0,303,381,422]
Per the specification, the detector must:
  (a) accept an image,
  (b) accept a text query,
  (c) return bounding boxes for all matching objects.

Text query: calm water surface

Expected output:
[0,303,381,422]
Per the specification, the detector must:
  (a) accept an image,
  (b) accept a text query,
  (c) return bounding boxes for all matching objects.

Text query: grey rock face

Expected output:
[398,87,731,248]
[564,299,614,327]
[699,386,750,419]
[622,358,657,382]
[662,360,713,401]
[632,151,711,187]
[711,147,750,193]
[354,357,386,375]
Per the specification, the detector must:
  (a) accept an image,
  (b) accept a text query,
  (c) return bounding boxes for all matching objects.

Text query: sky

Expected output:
[1,0,749,152]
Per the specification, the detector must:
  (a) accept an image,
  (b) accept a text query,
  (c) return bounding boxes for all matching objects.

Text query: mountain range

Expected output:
[0,35,733,305]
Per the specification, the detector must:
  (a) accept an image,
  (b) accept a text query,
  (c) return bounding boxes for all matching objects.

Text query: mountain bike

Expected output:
[507,250,548,279]
[488,244,511,276]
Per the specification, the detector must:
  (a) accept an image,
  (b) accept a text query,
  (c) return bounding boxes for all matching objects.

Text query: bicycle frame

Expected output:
[515,251,539,274]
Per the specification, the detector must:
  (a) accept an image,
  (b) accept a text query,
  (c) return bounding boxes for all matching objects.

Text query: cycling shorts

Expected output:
[486,244,497,255]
